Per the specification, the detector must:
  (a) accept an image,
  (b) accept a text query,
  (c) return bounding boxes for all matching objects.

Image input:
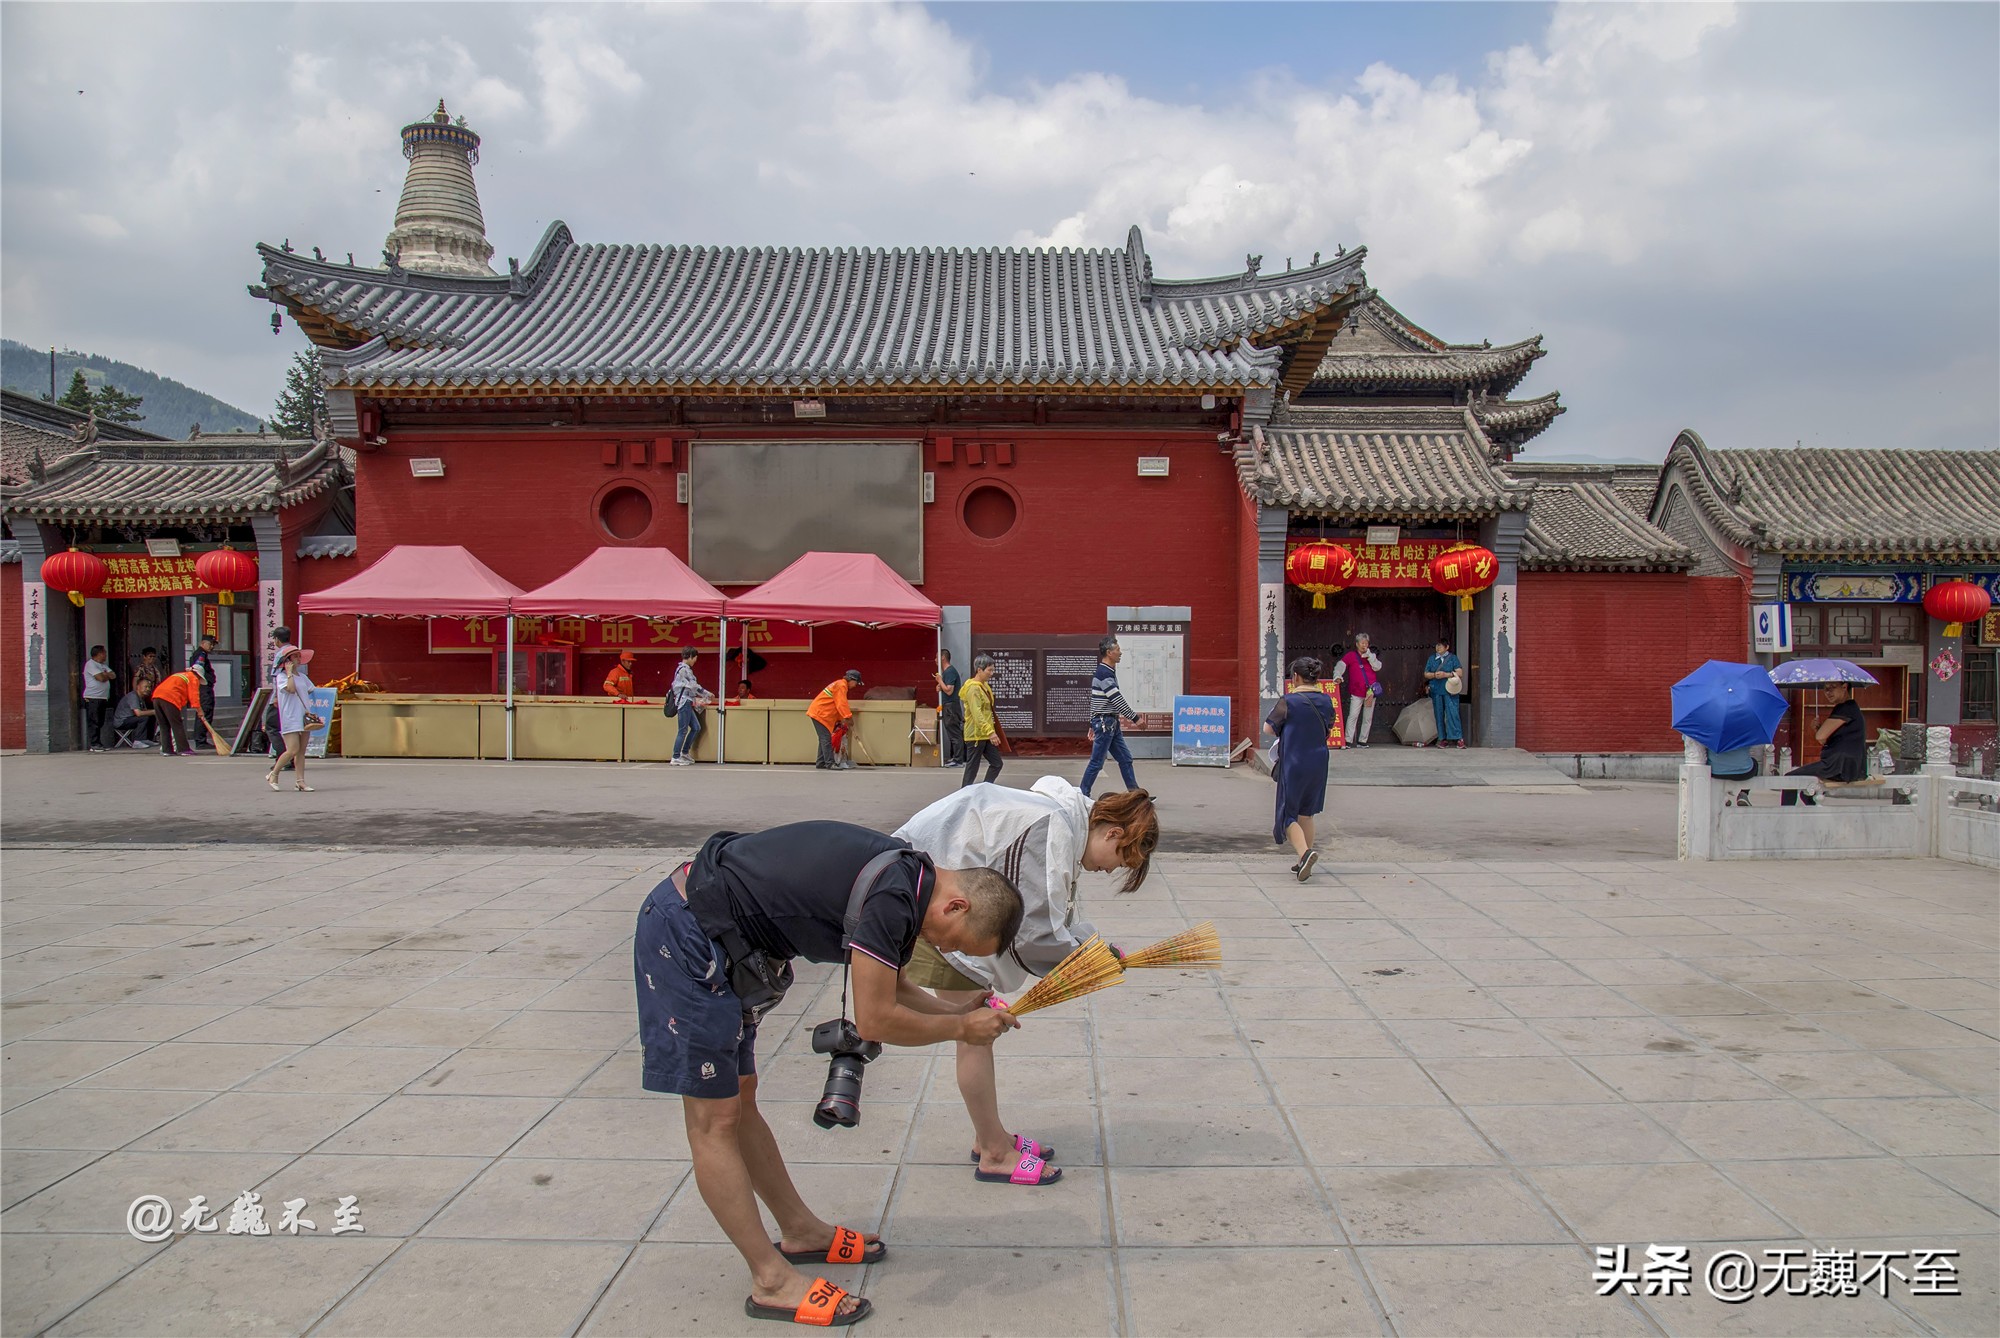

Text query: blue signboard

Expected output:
[305,687,340,758]
[1171,695,1231,767]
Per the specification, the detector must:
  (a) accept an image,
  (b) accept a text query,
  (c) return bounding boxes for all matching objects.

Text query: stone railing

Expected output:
[1680,727,1999,868]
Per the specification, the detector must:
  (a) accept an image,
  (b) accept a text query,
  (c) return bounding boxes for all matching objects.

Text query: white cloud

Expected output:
[1,1,1992,458]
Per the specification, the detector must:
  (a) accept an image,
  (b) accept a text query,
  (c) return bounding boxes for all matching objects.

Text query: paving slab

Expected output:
[2,841,1994,1335]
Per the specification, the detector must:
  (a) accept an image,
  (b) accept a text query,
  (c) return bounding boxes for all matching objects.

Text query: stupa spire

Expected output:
[383,99,495,276]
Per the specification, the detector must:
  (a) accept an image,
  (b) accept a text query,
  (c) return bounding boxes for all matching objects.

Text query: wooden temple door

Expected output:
[1289,588,1452,744]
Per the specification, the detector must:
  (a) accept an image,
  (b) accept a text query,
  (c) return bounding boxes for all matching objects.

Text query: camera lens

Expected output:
[814,1054,867,1129]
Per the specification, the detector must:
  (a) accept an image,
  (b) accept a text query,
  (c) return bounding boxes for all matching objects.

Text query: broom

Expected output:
[1119,922,1222,971]
[202,718,234,756]
[999,936,1125,1018]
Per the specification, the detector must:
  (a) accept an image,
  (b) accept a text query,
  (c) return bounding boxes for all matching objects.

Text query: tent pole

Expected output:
[354,617,362,676]
[715,618,727,765]
[504,615,516,762]
[936,623,945,768]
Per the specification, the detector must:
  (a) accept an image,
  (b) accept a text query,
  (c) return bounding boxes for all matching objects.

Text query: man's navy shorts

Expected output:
[633,877,758,1099]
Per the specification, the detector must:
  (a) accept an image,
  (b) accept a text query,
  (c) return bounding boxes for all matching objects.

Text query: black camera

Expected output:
[810,1018,883,1129]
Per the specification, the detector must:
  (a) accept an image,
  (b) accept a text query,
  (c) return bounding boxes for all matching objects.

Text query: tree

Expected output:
[58,369,93,412]
[93,382,145,424]
[270,348,326,439]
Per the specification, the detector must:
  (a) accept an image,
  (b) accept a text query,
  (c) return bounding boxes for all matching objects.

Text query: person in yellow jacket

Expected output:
[602,651,637,699]
[807,670,863,771]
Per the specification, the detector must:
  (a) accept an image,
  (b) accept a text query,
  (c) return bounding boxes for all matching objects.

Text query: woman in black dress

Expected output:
[1266,656,1337,879]
[1781,682,1868,805]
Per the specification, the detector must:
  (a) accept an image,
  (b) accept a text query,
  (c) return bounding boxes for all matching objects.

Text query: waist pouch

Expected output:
[685,833,794,1019]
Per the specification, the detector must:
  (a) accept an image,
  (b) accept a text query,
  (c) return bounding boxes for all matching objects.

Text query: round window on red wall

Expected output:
[961,483,1019,541]
[598,484,655,541]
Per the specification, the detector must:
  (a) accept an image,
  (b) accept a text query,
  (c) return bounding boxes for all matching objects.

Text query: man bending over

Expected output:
[634,820,1023,1327]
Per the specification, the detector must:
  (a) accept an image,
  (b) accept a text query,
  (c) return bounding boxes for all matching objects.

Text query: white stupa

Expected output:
[383,100,495,276]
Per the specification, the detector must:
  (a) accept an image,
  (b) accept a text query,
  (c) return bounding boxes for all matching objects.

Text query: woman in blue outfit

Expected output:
[1266,656,1336,880]
[1423,637,1465,748]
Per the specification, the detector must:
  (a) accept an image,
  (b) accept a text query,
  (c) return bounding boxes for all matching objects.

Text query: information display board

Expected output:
[1042,651,1099,732]
[970,635,1102,736]
[983,647,1039,735]
[1171,696,1231,767]
[1108,617,1187,732]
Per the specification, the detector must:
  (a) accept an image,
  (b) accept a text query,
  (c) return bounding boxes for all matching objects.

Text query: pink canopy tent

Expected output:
[727,553,943,766]
[724,552,941,627]
[297,544,528,758]
[513,547,726,620]
[517,546,731,750]
[298,545,523,617]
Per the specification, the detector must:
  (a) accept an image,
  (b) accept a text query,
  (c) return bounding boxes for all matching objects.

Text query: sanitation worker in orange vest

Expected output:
[807,669,863,771]
[603,652,637,700]
[148,665,210,757]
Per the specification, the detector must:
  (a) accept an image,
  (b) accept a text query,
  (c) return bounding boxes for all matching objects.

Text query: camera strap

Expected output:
[838,844,911,1020]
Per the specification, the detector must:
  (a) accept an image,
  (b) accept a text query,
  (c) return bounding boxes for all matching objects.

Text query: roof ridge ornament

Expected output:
[1126,224,1152,302]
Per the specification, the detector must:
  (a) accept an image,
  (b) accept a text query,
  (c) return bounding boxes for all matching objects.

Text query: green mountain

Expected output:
[1,339,263,438]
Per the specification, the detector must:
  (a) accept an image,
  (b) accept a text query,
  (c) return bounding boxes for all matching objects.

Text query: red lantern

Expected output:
[39,548,109,607]
[1286,541,1357,609]
[195,547,260,606]
[1430,543,1498,610]
[1923,579,1991,637]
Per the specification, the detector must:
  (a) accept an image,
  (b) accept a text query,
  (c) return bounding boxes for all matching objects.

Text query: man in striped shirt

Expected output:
[1080,636,1141,796]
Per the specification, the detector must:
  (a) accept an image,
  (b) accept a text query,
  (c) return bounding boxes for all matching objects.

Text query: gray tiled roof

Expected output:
[0,540,20,565]
[1472,392,1565,446]
[1,419,83,487]
[1308,297,1546,395]
[1238,404,1528,519]
[1518,480,1692,571]
[257,224,1369,395]
[3,389,165,486]
[298,534,358,559]
[1665,432,2000,559]
[1,436,347,524]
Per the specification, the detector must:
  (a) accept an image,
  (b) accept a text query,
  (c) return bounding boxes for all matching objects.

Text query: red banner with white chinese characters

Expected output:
[429,616,813,655]
[99,554,206,598]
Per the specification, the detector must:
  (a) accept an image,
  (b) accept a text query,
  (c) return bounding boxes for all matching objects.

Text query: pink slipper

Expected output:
[973,1152,1061,1186]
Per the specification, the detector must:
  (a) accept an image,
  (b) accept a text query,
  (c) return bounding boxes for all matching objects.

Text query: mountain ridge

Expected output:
[1,339,263,438]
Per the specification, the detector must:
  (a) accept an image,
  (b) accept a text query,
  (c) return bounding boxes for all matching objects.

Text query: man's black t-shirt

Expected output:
[691,821,933,968]
[1822,699,1868,768]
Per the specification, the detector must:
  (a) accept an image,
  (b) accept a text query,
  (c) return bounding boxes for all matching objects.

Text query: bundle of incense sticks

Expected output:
[1119,922,1222,970]
[1004,936,1125,1017]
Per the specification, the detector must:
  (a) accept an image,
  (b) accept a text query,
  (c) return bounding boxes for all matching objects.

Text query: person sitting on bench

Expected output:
[1782,683,1867,806]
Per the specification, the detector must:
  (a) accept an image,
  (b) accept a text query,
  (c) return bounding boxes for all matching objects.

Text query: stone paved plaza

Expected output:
[2,843,1995,1336]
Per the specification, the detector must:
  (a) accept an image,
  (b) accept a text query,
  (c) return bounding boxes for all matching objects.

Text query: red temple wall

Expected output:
[2,563,24,749]
[324,428,1248,714]
[1516,571,1748,753]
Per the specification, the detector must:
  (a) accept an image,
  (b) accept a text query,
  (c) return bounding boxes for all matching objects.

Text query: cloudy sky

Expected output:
[3,1,1994,460]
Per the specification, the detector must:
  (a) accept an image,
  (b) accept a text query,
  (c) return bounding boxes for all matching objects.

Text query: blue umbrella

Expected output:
[1768,658,1879,687]
[1671,660,1791,753]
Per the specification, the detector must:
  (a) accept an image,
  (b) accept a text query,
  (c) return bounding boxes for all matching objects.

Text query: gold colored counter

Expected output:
[338,694,916,764]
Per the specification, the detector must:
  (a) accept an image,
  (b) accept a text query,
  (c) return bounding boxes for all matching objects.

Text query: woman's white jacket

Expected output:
[892,775,1098,993]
